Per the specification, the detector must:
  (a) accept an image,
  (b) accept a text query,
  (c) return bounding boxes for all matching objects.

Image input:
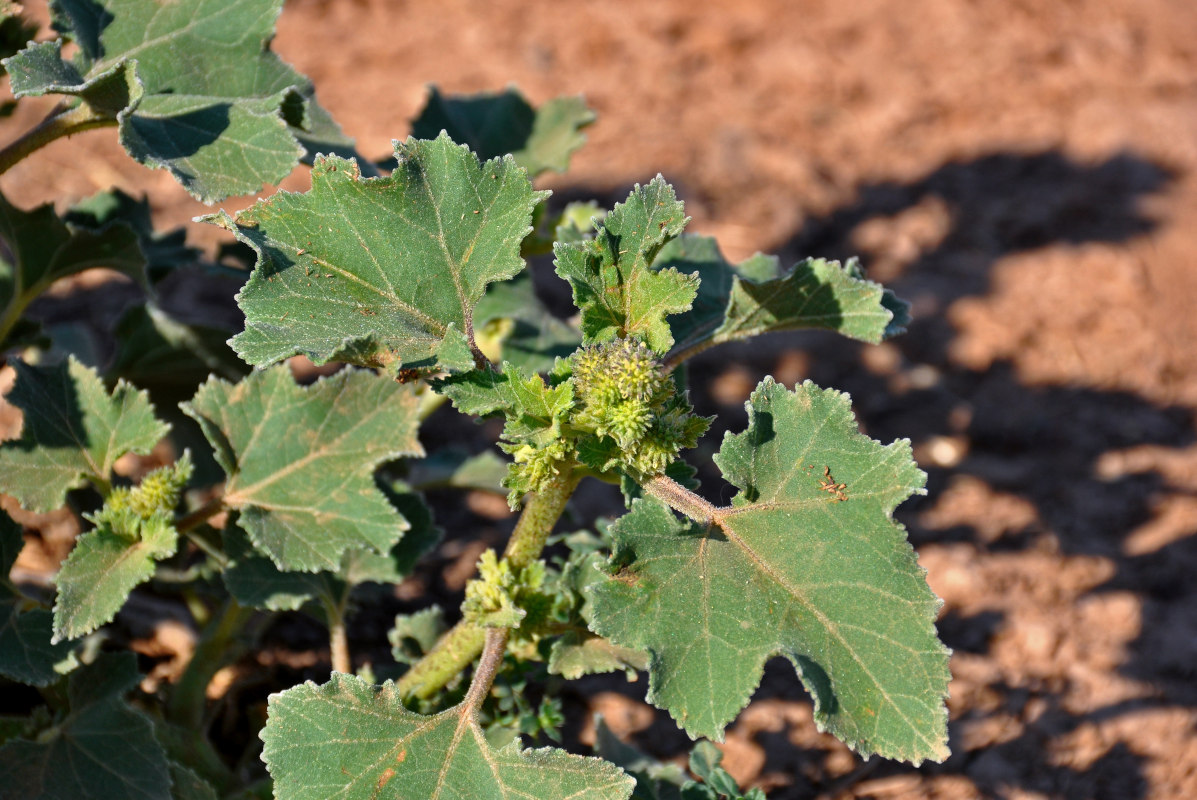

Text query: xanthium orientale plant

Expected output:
[0,1,950,798]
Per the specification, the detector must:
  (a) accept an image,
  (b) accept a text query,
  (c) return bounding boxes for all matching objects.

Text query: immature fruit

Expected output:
[569,339,708,477]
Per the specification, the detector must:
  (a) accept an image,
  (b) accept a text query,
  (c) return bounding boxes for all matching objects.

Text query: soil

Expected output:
[3,1,1197,798]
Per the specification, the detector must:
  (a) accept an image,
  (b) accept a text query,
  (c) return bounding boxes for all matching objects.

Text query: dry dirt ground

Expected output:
[3,1,1197,798]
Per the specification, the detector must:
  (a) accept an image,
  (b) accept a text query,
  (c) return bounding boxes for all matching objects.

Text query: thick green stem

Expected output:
[168,599,254,728]
[397,468,580,699]
[0,103,117,176]
[323,591,352,674]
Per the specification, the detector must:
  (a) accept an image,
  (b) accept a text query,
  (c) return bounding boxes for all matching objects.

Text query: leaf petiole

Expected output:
[0,102,117,176]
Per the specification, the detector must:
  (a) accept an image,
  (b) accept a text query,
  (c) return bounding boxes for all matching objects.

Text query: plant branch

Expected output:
[662,337,720,373]
[323,591,352,674]
[463,627,509,713]
[639,472,719,524]
[0,103,117,176]
[168,599,254,728]
[398,466,580,699]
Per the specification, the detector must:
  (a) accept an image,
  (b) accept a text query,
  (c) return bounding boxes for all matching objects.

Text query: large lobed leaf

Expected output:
[0,652,172,799]
[2,0,358,202]
[412,86,595,177]
[654,235,909,360]
[587,378,950,764]
[217,134,548,373]
[183,366,423,572]
[262,672,633,800]
[554,178,698,354]
[0,357,168,513]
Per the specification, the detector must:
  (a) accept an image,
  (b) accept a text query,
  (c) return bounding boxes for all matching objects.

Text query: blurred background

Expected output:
[3,1,1196,797]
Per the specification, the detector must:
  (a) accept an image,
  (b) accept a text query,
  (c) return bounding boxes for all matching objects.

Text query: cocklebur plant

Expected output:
[0,1,950,798]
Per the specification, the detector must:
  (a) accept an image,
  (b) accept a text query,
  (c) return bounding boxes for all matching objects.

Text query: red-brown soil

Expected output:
[4,1,1197,798]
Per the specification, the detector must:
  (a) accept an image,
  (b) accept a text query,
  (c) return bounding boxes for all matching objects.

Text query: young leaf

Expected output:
[554,177,697,353]
[412,86,595,177]
[0,510,77,685]
[0,357,168,512]
[654,235,910,362]
[216,134,549,373]
[587,378,950,764]
[261,673,634,800]
[53,511,177,641]
[183,366,424,572]
[0,190,144,350]
[0,652,171,799]
[3,0,356,202]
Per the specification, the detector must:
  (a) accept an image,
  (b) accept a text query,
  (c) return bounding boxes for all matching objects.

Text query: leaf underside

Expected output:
[183,365,423,572]
[262,673,633,800]
[221,133,548,373]
[412,86,595,177]
[653,234,908,358]
[587,378,950,764]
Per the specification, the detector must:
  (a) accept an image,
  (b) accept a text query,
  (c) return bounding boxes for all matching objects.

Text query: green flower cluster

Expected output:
[95,453,193,540]
[492,339,708,505]
[567,339,708,477]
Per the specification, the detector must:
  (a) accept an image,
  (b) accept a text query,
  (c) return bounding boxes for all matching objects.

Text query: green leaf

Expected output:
[654,235,909,359]
[406,449,509,495]
[221,525,327,612]
[65,189,201,285]
[3,0,357,202]
[388,606,447,665]
[587,378,949,764]
[261,672,633,800]
[554,177,697,353]
[183,366,423,572]
[474,272,582,373]
[223,489,439,609]
[0,510,77,685]
[0,190,144,351]
[54,507,179,641]
[217,134,548,373]
[0,652,171,799]
[169,763,219,800]
[107,303,250,399]
[56,450,189,641]
[548,632,648,680]
[0,357,168,512]
[650,235,779,357]
[412,86,595,177]
[436,364,574,441]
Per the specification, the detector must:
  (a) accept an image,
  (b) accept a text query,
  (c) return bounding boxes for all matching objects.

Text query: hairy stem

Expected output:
[176,497,229,568]
[0,103,117,176]
[397,467,579,699]
[640,472,719,524]
[662,337,720,373]
[168,599,254,728]
[463,627,509,713]
[323,591,352,674]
